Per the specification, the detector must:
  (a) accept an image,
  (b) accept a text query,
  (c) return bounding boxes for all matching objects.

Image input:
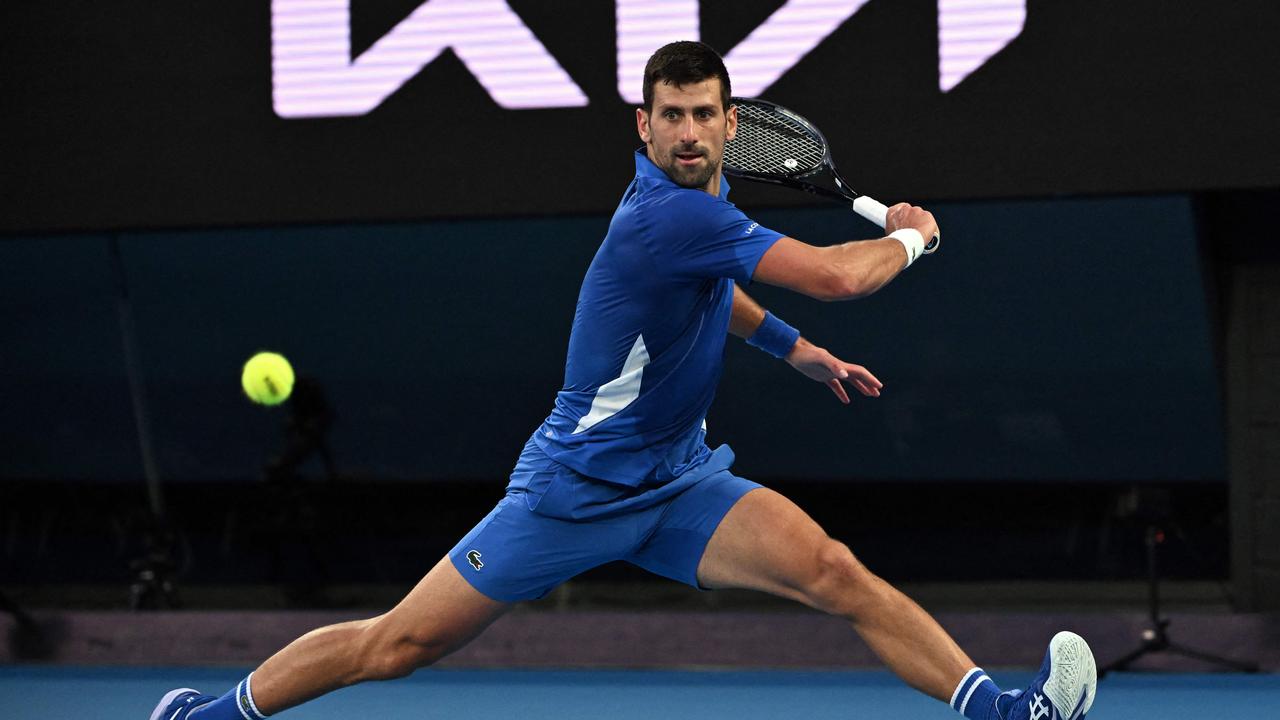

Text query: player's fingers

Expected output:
[919,210,940,239]
[827,378,851,404]
[846,363,883,388]
[852,378,880,397]
[887,202,910,229]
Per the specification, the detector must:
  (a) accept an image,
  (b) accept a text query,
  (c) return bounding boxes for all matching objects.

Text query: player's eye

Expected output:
[663,110,680,120]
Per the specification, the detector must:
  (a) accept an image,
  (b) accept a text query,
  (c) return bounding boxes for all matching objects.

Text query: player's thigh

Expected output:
[366,555,510,656]
[695,487,838,603]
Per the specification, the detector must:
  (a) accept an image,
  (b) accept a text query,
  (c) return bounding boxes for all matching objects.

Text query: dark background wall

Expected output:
[2,196,1222,485]
[4,1,1276,602]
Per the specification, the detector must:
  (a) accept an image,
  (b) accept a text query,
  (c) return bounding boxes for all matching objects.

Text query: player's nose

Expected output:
[678,115,698,143]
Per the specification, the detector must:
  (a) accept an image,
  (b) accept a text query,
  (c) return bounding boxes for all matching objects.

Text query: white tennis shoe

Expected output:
[1000,631,1097,720]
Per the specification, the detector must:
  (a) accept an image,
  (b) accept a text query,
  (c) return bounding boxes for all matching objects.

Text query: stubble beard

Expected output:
[673,159,717,190]
[663,147,721,191]
[651,131,724,191]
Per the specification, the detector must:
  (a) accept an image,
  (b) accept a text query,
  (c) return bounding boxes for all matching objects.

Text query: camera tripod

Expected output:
[1099,524,1258,677]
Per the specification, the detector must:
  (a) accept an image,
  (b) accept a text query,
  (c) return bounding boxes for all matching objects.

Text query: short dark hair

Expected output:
[642,41,731,111]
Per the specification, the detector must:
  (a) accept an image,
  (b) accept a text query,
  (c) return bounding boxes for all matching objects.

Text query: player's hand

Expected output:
[785,338,882,404]
[885,202,939,241]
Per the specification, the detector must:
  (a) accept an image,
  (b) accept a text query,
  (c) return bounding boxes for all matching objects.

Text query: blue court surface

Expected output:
[3,666,1278,719]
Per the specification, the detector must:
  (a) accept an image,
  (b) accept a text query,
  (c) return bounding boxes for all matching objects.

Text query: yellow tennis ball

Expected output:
[241,351,295,406]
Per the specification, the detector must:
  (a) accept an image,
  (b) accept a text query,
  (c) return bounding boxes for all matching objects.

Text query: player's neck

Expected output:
[702,172,722,197]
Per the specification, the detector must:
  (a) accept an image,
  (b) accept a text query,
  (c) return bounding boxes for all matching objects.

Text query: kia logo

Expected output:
[271,0,1025,118]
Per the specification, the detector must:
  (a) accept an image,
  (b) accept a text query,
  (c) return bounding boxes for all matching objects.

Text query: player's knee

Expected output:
[358,620,451,681]
[805,540,881,618]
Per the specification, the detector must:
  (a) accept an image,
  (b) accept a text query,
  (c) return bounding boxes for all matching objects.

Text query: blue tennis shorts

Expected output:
[448,438,760,603]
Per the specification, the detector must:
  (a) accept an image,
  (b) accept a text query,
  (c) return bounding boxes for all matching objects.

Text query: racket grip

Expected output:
[852,196,940,254]
[851,196,888,227]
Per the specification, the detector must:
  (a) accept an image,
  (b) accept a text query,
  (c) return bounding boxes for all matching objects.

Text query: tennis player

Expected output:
[153,41,1095,720]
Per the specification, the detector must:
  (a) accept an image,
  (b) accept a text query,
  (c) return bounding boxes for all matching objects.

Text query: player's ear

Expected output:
[725,104,737,142]
[636,107,651,143]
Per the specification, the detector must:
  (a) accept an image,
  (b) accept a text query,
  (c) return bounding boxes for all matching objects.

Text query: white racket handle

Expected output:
[852,196,940,254]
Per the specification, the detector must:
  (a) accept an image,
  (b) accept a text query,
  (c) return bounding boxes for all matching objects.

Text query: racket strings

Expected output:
[725,103,826,177]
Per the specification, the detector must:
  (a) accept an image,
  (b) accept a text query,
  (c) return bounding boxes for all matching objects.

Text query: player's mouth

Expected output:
[674,150,704,166]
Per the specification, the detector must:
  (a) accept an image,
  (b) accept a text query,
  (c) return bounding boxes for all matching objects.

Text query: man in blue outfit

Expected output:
[154,41,1096,720]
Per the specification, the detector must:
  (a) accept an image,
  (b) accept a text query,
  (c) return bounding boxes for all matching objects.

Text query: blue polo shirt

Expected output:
[530,149,784,488]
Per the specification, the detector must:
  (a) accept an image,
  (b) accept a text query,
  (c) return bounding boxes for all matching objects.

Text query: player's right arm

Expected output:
[753,203,938,301]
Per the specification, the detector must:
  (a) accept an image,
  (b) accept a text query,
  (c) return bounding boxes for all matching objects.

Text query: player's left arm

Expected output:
[730,285,882,404]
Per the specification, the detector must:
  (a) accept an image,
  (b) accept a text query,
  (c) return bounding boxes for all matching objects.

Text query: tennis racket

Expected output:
[723,97,939,253]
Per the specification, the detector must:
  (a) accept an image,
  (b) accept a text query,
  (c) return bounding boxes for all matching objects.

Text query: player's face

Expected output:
[637,78,737,194]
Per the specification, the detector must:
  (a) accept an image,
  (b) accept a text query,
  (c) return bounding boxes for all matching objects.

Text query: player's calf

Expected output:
[355,616,457,682]
[147,621,463,720]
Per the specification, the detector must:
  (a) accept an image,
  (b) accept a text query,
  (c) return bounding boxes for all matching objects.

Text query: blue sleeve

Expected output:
[651,192,785,283]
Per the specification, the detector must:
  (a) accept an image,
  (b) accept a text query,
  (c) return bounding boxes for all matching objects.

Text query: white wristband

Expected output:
[890,228,925,268]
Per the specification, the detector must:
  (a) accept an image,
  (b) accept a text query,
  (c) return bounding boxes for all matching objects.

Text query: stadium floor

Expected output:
[3,666,1278,719]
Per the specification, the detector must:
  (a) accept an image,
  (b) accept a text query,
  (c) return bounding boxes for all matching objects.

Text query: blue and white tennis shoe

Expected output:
[999,631,1097,720]
[149,688,215,720]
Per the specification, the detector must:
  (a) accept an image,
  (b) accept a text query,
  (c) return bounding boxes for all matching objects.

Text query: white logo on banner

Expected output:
[271,0,588,117]
[938,0,1026,91]
[272,1,1026,117]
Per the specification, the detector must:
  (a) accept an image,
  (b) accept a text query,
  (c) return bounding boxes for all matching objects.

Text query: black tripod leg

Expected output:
[1099,642,1157,678]
[1165,642,1260,673]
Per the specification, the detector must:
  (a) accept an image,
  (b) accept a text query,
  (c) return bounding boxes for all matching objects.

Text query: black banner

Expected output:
[4,1,1278,234]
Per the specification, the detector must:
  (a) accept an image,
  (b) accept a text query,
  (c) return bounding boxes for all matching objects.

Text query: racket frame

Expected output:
[724,96,938,253]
